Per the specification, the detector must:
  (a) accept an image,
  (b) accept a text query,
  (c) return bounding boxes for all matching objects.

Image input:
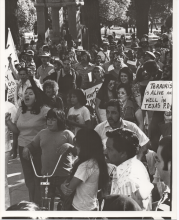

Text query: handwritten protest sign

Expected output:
[84,83,102,108]
[141,81,172,111]
[5,69,16,101]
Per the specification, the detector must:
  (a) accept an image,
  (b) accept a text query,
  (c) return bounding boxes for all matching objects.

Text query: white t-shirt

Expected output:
[72,159,99,211]
[67,106,90,135]
[5,101,17,152]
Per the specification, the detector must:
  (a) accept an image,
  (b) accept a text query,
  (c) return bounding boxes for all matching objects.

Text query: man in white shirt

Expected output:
[104,128,153,210]
[95,99,150,158]
[97,42,110,64]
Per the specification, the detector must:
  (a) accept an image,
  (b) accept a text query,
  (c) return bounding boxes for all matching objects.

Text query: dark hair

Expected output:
[46,109,66,130]
[72,129,109,191]
[106,128,139,159]
[43,80,59,96]
[136,67,145,82]
[117,39,122,45]
[165,51,172,60]
[118,67,133,84]
[18,67,28,75]
[6,201,40,211]
[80,50,91,62]
[163,38,169,43]
[106,99,121,115]
[21,87,42,114]
[143,60,159,74]
[163,64,172,73]
[116,83,132,97]
[159,135,172,171]
[155,43,161,48]
[98,74,117,98]
[63,57,72,64]
[23,43,29,51]
[102,195,141,211]
[71,89,87,106]
[54,60,63,68]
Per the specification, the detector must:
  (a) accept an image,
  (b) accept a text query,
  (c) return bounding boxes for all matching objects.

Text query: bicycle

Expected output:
[30,154,63,210]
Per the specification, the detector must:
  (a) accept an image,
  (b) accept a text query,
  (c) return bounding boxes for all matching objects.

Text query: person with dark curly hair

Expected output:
[116,83,144,131]
[104,128,153,210]
[6,86,50,206]
[67,89,91,135]
[23,109,76,210]
[118,67,142,107]
[43,80,64,110]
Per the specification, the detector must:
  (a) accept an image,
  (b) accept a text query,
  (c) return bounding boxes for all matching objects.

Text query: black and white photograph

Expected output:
[2,0,177,219]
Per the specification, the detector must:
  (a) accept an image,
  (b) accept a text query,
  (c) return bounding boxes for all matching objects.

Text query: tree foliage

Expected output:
[16,0,37,34]
[149,0,172,22]
[99,0,131,28]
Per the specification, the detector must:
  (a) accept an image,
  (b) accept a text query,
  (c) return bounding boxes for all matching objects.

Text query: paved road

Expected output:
[7,155,29,206]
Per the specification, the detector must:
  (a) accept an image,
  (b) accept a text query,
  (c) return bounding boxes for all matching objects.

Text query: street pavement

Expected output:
[7,155,29,206]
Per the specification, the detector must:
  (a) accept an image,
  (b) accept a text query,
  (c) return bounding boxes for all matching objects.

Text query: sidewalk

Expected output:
[7,156,29,206]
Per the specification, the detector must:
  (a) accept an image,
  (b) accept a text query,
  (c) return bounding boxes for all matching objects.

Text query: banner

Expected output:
[5,69,16,101]
[141,81,172,111]
[5,28,19,70]
[84,83,102,108]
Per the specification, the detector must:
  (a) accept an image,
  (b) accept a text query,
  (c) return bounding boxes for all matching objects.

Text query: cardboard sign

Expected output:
[5,69,17,101]
[141,81,172,111]
[84,83,102,108]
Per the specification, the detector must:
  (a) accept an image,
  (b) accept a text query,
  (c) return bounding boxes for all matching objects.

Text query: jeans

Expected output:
[19,146,42,206]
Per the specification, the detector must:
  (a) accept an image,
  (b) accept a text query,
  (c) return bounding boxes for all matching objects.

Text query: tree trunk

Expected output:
[134,0,153,40]
[83,0,102,48]
[5,0,19,48]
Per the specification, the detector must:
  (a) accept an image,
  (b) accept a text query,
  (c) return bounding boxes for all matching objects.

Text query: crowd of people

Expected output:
[5,29,172,213]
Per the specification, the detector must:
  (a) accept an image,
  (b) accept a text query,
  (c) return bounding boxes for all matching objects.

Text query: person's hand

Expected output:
[61,183,73,196]
[5,113,12,125]
[22,147,30,160]
[56,143,72,155]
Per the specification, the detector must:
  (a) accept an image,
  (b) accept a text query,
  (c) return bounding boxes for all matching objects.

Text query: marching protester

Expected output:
[60,128,109,211]
[22,109,75,210]
[42,80,64,110]
[116,83,144,131]
[7,87,50,206]
[95,74,117,123]
[67,89,91,135]
[74,50,95,89]
[14,67,41,108]
[105,128,153,210]
[36,52,54,84]
[97,42,110,64]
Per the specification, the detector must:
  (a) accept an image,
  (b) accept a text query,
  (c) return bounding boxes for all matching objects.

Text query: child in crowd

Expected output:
[67,89,91,135]
[22,109,76,209]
